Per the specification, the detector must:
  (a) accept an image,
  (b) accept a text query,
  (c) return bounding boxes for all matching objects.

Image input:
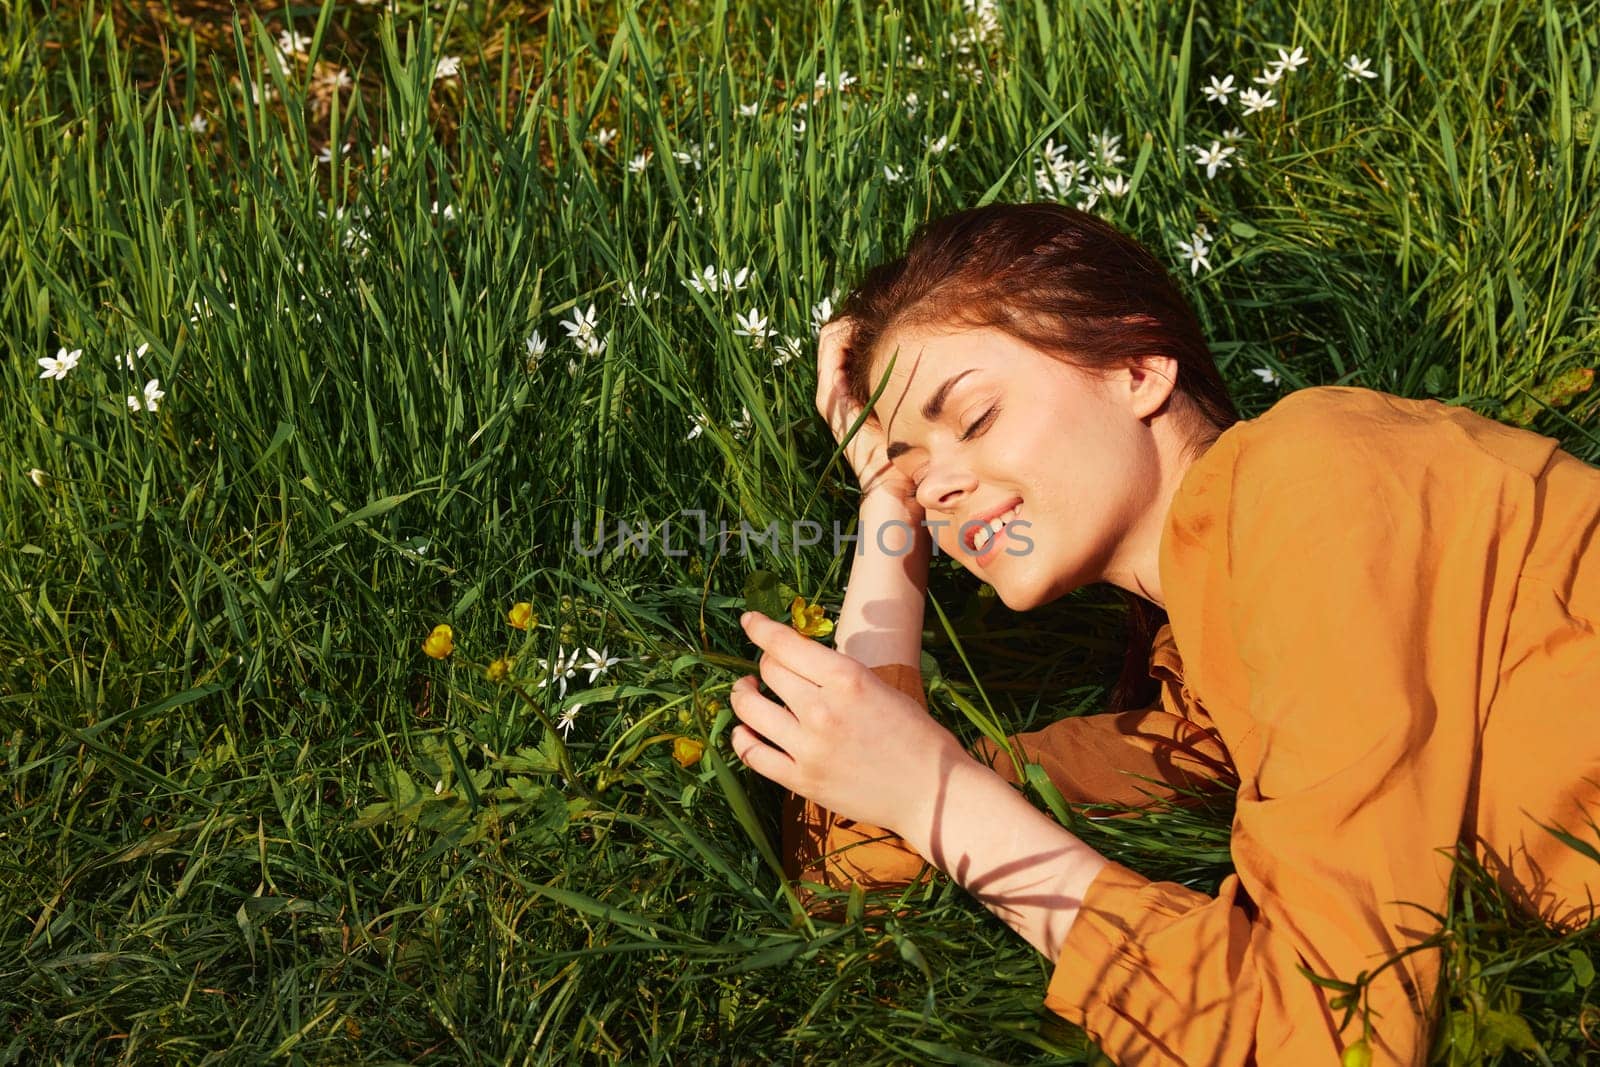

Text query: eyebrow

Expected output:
[885,369,980,460]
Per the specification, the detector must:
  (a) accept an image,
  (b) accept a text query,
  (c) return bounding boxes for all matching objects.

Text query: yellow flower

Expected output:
[789,595,834,638]
[422,623,454,659]
[485,657,513,682]
[507,601,537,630]
[672,736,705,768]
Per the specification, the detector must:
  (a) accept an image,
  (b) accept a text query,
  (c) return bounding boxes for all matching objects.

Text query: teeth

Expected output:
[972,506,1020,551]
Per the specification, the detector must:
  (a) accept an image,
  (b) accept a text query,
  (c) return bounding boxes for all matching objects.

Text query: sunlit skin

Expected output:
[867,323,1208,612]
[728,320,1217,960]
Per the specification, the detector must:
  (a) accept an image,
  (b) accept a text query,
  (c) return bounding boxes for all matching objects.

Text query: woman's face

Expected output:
[867,322,1188,611]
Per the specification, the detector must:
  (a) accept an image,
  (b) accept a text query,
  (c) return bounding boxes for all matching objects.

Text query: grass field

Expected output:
[3,0,1598,1061]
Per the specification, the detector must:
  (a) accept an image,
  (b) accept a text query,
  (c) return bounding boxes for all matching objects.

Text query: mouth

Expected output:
[964,499,1023,559]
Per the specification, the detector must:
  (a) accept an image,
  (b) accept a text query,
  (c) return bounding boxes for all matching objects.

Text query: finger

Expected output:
[739,611,851,686]
[729,723,798,786]
[728,675,802,759]
[758,649,822,708]
[814,320,854,410]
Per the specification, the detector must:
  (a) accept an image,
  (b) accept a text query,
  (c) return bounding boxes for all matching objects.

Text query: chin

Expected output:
[994,563,1082,612]
[991,571,1044,612]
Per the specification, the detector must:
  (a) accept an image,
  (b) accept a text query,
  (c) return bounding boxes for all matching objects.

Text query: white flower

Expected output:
[1174,231,1212,276]
[1100,173,1131,198]
[792,117,807,136]
[536,647,582,700]
[720,267,751,291]
[560,303,601,346]
[672,141,708,170]
[729,406,752,440]
[771,336,806,367]
[431,200,456,219]
[1275,46,1309,73]
[27,468,47,488]
[318,68,354,91]
[627,152,652,173]
[1089,128,1126,167]
[926,134,953,155]
[733,308,775,347]
[558,305,606,359]
[187,114,209,134]
[1034,140,1089,198]
[1239,88,1278,115]
[1221,125,1245,142]
[1343,54,1378,81]
[278,29,312,57]
[556,702,583,738]
[116,342,149,370]
[127,378,166,413]
[684,265,720,295]
[1202,74,1236,104]
[38,347,81,380]
[621,280,660,307]
[523,331,547,370]
[737,103,760,118]
[240,80,277,106]
[686,413,710,441]
[1252,63,1285,87]
[1251,366,1282,386]
[883,162,908,184]
[1189,140,1237,179]
[964,0,1002,39]
[814,70,856,93]
[810,296,834,336]
[903,91,920,115]
[433,55,462,81]
[581,646,622,683]
[593,126,618,148]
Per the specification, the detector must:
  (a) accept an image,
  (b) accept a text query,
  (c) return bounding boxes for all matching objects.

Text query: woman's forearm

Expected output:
[832,492,931,669]
[900,745,1112,962]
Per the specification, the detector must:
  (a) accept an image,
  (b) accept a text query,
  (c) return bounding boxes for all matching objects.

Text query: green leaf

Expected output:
[743,568,798,621]
[1477,1008,1540,1054]
[1569,948,1595,988]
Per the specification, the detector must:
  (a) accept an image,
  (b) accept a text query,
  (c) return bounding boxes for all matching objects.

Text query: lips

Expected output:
[963,498,1023,553]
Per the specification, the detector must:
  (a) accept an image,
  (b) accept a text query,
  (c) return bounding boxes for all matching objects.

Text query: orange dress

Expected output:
[781,385,1600,1066]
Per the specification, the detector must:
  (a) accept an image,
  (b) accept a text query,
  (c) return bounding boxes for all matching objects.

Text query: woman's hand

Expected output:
[728,611,967,835]
[815,317,924,516]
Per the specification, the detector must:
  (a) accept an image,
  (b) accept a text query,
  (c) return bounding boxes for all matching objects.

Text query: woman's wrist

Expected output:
[833,494,930,669]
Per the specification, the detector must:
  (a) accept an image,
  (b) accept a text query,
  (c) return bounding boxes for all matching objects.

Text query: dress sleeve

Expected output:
[969,631,1237,810]
[784,656,1239,919]
[1044,439,1466,1066]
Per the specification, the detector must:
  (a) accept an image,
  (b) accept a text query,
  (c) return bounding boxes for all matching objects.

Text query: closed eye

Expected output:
[908,404,1000,488]
[958,405,999,442]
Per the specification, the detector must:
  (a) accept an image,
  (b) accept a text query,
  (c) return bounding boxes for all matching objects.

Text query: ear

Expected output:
[1120,355,1180,421]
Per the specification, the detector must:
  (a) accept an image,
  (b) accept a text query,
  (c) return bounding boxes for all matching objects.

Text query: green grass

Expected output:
[3,0,1598,1061]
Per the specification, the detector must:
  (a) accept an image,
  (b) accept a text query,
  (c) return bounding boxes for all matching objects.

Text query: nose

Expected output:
[915,458,977,515]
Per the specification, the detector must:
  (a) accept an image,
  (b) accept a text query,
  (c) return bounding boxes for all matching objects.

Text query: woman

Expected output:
[726,202,1600,1066]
